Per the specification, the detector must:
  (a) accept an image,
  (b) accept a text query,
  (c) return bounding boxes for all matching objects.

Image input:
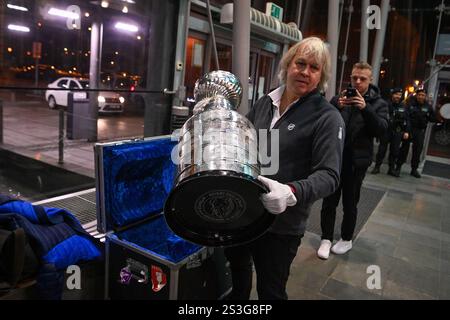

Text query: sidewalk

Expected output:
[1,98,143,178]
[280,164,450,300]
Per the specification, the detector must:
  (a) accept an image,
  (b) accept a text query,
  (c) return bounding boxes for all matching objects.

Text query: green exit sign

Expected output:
[265,2,283,21]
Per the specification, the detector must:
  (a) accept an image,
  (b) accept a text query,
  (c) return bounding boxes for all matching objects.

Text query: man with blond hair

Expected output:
[317,62,388,259]
[224,37,345,300]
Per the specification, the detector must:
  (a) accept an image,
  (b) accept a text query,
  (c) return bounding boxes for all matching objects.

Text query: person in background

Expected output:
[224,37,345,300]
[385,88,411,177]
[395,88,436,178]
[372,87,406,175]
[317,62,388,259]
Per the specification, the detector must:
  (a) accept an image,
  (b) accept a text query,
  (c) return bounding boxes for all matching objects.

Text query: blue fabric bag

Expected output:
[0,194,102,299]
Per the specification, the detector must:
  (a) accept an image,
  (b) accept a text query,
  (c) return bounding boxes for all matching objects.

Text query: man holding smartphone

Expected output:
[317,62,389,259]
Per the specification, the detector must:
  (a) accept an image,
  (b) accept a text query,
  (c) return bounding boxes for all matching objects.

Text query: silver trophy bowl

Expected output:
[193,70,242,111]
[165,70,274,247]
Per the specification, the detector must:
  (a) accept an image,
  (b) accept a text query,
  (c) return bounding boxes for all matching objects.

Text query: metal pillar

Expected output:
[88,18,102,142]
[58,108,64,164]
[339,0,354,94]
[326,0,340,100]
[360,0,370,62]
[144,0,178,137]
[338,0,344,38]
[296,0,304,28]
[206,0,219,71]
[172,0,191,107]
[371,0,390,86]
[232,0,251,115]
[427,0,445,100]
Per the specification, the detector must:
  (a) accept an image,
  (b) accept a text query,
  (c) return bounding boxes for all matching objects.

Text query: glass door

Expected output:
[427,80,450,159]
[248,52,258,106]
[185,34,207,102]
[255,52,275,102]
[186,34,277,109]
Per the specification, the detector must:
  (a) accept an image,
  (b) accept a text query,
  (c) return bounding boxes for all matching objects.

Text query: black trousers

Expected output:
[375,129,391,167]
[224,232,302,300]
[397,128,426,170]
[388,131,404,168]
[320,158,367,242]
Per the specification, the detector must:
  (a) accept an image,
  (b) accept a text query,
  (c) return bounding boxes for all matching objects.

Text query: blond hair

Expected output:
[277,37,331,93]
[352,62,373,73]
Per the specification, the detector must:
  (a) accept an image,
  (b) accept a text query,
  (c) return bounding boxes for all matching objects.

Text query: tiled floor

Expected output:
[263,162,450,300]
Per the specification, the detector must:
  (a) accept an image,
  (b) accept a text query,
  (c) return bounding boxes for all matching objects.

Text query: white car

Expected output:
[45,77,125,114]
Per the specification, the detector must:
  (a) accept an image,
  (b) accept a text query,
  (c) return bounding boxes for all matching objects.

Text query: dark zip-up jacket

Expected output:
[389,101,411,133]
[405,96,436,130]
[331,84,389,168]
[247,89,345,236]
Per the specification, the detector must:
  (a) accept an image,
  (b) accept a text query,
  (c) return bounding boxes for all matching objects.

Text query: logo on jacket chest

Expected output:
[287,123,296,131]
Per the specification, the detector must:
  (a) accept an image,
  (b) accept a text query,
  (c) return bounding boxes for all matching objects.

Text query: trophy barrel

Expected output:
[164,70,274,247]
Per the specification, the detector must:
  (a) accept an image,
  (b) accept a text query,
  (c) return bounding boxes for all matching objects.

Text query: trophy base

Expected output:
[164,170,274,247]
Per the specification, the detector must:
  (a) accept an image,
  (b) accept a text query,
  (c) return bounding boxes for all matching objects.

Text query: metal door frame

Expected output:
[424,70,450,161]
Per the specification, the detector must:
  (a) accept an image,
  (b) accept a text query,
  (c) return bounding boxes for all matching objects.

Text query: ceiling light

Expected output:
[7,24,30,32]
[7,4,28,11]
[115,22,138,32]
[48,8,80,19]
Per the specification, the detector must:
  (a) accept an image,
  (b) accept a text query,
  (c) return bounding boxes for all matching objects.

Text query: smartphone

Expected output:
[346,87,357,98]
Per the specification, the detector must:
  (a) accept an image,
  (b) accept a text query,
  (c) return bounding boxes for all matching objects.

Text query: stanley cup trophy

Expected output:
[164,70,274,247]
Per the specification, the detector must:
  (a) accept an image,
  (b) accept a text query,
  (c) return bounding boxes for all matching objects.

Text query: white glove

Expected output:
[258,176,297,215]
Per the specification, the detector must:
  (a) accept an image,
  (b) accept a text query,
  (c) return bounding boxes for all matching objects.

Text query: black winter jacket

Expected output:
[405,96,436,130]
[389,101,411,133]
[248,89,345,236]
[330,84,389,168]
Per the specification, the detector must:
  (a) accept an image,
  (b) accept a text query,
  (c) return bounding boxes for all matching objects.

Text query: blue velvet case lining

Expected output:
[102,138,201,263]
[115,215,201,264]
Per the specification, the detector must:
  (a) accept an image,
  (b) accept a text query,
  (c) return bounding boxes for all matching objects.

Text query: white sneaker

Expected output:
[331,239,352,255]
[317,240,332,260]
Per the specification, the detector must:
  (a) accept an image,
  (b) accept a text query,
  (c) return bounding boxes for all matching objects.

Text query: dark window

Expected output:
[79,81,90,89]
[57,79,68,88]
[69,80,80,89]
